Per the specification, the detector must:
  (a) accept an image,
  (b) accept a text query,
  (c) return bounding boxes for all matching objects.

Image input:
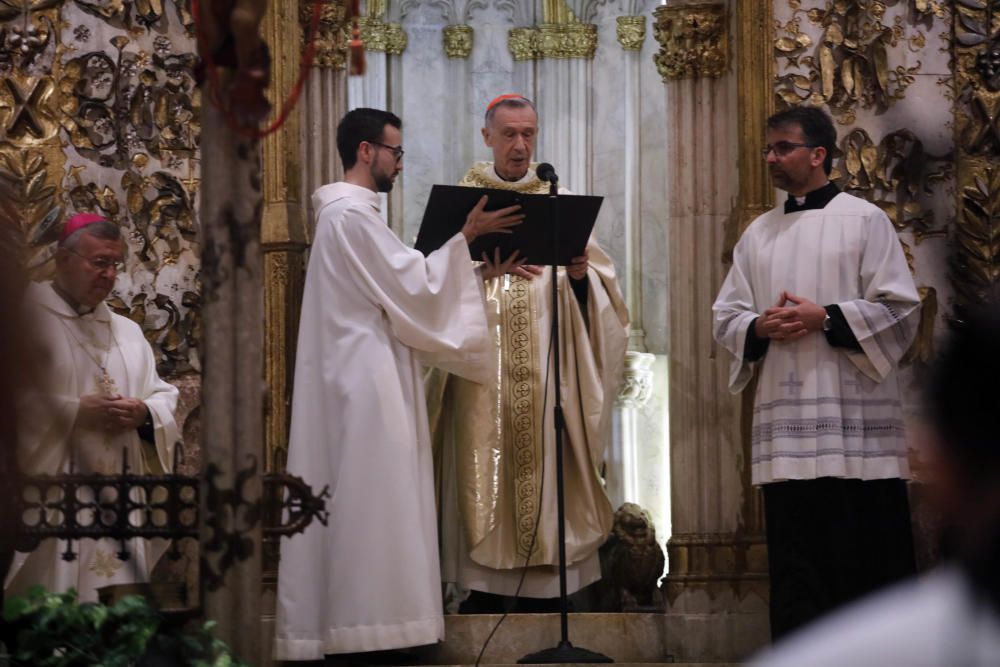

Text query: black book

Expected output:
[413,184,603,266]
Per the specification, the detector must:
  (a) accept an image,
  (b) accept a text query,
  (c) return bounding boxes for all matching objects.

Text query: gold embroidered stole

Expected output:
[459,162,550,561]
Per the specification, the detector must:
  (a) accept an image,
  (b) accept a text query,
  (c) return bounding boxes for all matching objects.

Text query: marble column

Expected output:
[301,0,351,228]
[198,102,265,663]
[656,1,768,660]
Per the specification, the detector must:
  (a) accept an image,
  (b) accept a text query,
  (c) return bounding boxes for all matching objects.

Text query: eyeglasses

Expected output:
[67,248,125,272]
[761,141,819,158]
[369,141,405,161]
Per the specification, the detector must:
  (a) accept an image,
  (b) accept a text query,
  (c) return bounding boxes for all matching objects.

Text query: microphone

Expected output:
[536,163,558,184]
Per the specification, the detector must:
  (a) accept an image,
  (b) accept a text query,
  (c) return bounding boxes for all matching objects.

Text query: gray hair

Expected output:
[60,220,122,250]
[484,96,536,127]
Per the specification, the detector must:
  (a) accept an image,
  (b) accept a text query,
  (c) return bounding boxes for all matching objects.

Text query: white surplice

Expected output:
[712,192,920,485]
[5,281,178,602]
[274,182,491,660]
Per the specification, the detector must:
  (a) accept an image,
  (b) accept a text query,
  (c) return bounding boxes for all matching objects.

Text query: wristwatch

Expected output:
[822,315,832,332]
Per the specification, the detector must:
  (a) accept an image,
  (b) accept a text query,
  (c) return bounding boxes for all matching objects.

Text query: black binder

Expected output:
[413,184,603,266]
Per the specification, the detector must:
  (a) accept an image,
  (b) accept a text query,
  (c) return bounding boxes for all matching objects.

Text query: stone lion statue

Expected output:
[599,502,665,611]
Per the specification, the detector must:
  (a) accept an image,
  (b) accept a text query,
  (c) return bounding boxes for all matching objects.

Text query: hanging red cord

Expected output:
[191,0,324,139]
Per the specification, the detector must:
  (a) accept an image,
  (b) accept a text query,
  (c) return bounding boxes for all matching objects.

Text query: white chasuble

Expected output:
[6,281,178,603]
[713,193,921,485]
[429,163,630,601]
[274,182,491,660]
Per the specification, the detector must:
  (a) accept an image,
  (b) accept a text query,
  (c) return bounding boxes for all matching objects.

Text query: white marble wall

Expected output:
[347,0,672,546]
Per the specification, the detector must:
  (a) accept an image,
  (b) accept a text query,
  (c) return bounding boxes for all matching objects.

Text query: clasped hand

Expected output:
[754,291,826,342]
[78,394,149,433]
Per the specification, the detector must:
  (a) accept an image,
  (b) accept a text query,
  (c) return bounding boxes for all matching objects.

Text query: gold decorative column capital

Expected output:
[359,16,408,55]
[652,2,728,81]
[301,0,349,70]
[538,22,597,59]
[508,27,541,61]
[443,24,473,58]
[617,15,646,51]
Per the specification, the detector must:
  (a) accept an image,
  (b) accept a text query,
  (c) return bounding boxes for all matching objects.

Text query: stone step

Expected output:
[411,613,680,665]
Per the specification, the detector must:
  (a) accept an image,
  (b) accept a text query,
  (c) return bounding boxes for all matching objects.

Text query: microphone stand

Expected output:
[518,177,612,665]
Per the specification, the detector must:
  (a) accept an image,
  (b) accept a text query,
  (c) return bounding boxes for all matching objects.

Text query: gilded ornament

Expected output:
[953,8,1000,320]
[832,127,948,233]
[773,2,923,121]
[537,22,598,59]
[616,15,646,52]
[652,4,728,81]
[301,0,350,69]
[442,24,473,59]
[359,16,407,55]
[0,75,59,143]
[0,149,59,256]
[508,27,540,61]
[0,0,61,22]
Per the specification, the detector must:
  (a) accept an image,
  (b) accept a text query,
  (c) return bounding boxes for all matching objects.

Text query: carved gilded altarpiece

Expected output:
[0,0,201,383]
[952,0,1000,319]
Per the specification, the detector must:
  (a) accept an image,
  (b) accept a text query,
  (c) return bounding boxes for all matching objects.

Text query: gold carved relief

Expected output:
[443,24,473,59]
[507,0,597,61]
[359,16,407,55]
[508,27,540,61]
[952,3,1000,319]
[616,15,646,52]
[301,0,349,69]
[832,127,950,235]
[537,22,597,59]
[652,3,728,81]
[773,1,925,124]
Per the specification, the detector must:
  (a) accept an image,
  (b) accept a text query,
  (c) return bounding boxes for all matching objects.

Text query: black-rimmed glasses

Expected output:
[369,141,405,161]
[761,141,819,158]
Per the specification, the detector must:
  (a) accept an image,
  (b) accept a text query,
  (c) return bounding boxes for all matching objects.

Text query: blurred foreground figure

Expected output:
[4,214,178,603]
[752,310,1000,666]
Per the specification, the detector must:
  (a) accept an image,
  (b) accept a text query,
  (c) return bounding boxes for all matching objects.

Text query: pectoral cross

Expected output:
[97,369,118,398]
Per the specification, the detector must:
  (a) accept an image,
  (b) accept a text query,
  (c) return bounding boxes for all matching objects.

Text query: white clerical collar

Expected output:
[33,281,111,322]
[311,181,382,215]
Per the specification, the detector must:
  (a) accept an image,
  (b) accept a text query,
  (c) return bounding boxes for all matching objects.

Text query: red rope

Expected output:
[191,0,324,139]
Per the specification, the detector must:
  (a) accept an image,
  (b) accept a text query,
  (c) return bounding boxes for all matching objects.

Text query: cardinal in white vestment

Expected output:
[712,107,921,639]
[429,95,629,609]
[274,108,525,661]
[5,214,178,603]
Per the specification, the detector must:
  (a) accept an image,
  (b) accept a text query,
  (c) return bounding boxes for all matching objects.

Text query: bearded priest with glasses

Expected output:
[713,106,922,640]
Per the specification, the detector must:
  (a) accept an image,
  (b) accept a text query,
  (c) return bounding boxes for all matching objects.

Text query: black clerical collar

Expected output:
[784,181,841,214]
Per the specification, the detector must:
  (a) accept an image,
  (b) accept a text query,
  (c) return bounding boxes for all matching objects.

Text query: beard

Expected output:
[372,165,395,193]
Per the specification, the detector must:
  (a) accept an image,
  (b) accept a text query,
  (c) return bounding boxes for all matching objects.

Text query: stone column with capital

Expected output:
[655,0,769,660]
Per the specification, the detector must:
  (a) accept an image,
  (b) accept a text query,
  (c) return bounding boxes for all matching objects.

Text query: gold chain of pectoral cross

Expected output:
[56,316,120,398]
[57,316,123,467]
